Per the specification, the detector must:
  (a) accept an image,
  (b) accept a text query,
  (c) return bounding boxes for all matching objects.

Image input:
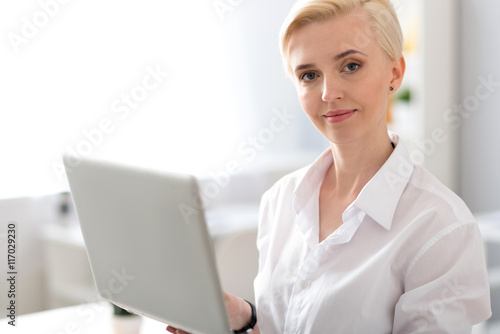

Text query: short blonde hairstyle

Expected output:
[280,0,403,77]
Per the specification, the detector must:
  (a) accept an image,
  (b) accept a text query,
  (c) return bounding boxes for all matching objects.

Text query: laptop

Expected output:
[63,156,233,334]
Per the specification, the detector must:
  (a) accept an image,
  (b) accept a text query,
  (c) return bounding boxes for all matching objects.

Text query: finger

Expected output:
[166,326,177,333]
[166,326,190,334]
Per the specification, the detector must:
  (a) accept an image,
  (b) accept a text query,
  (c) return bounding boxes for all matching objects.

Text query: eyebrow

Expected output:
[293,49,367,73]
[334,49,366,61]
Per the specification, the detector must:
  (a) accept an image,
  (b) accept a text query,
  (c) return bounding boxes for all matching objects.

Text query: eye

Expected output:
[343,63,360,72]
[300,72,318,82]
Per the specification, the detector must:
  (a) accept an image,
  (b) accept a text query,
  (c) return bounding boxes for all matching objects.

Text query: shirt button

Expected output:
[301,280,308,289]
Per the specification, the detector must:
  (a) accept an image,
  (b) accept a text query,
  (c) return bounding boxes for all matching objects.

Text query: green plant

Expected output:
[112,303,134,316]
[395,87,411,103]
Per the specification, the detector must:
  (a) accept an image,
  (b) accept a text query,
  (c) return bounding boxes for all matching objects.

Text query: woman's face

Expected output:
[287,10,404,145]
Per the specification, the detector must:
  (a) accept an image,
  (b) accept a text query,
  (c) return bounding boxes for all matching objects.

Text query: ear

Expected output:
[389,54,406,94]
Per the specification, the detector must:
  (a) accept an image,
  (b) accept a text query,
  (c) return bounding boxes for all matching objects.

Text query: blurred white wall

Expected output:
[419,0,458,191]
[0,0,326,201]
[459,0,500,213]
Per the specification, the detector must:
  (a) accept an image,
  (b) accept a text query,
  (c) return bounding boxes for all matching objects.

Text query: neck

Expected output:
[325,128,394,198]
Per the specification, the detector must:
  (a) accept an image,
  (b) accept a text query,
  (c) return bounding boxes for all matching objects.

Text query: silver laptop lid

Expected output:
[64,156,232,334]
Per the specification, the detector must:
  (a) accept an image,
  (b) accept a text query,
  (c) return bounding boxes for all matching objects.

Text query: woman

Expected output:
[168,0,491,332]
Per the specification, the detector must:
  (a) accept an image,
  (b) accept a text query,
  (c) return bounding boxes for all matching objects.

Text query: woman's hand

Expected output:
[166,326,189,334]
[224,291,254,330]
[165,292,255,333]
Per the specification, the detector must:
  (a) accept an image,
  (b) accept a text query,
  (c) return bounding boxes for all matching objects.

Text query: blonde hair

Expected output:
[280,0,403,77]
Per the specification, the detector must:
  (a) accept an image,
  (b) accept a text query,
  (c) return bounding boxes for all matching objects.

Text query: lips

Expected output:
[323,109,357,124]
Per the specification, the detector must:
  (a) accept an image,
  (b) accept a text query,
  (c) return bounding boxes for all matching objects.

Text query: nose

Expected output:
[321,76,344,102]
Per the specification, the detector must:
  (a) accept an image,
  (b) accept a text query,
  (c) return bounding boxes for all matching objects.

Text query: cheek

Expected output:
[297,87,322,117]
[355,76,389,110]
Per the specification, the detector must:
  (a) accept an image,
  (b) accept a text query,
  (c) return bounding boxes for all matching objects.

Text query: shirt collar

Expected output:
[353,132,414,230]
[291,148,332,217]
[292,132,415,231]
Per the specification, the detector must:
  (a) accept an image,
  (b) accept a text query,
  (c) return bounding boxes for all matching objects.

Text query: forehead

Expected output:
[288,11,378,67]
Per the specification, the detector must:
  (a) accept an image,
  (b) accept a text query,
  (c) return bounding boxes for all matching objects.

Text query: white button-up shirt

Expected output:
[254,133,491,333]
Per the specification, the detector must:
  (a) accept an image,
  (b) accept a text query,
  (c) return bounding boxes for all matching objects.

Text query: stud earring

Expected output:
[390,87,394,91]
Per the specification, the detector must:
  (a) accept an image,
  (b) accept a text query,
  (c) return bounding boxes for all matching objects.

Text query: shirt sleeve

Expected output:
[393,221,492,333]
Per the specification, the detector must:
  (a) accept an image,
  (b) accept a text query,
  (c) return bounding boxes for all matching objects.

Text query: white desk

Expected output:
[2,302,167,334]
